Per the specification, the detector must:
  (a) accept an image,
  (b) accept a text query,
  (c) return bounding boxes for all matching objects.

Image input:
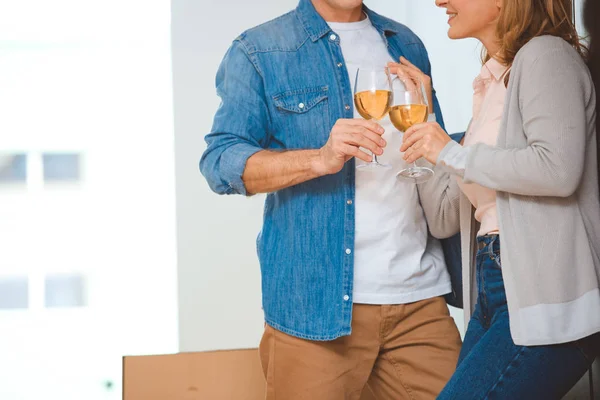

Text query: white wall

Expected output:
[0,2,178,398]
[171,0,492,351]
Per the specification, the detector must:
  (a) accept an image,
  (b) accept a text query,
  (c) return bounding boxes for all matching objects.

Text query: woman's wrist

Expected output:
[437,141,470,177]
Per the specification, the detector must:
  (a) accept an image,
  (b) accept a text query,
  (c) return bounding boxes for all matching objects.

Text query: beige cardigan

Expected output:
[419,36,600,346]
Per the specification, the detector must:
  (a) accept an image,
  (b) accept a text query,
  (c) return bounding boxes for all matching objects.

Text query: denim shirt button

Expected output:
[329,34,337,41]
[345,248,351,255]
[346,199,352,205]
[337,62,343,67]
[343,295,350,301]
[345,105,351,110]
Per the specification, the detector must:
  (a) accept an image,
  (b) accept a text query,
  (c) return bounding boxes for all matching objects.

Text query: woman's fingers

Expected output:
[401,129,426,152]
[403,140,427,163]
[401,123,429,150]
[400,56,420,71]
[388,63,419,78]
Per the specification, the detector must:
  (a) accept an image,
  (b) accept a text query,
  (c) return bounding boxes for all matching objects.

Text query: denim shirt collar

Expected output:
[295,0,400,42]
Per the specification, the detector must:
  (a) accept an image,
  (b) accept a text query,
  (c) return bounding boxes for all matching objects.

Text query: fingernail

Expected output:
[380,139,386,146]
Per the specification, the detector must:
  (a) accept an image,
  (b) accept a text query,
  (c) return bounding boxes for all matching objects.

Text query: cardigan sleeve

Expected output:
[461,46,593,197]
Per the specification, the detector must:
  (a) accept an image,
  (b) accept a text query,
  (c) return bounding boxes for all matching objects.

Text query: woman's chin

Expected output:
[447,28,466,40]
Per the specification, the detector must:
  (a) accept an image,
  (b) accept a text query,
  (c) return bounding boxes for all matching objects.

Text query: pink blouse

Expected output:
[457,57,508,236]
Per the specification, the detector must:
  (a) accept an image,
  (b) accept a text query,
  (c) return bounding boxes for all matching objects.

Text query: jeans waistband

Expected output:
[476,234,500,254]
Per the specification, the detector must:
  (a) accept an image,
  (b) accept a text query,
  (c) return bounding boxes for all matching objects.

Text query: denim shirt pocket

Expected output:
[272,86,330,149]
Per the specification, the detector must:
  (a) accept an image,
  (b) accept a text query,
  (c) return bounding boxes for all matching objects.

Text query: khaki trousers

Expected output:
[259,297,461,400]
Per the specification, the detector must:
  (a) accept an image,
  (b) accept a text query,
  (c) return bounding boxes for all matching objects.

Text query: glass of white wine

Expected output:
[353,67,393,170]
[389,76,434,183]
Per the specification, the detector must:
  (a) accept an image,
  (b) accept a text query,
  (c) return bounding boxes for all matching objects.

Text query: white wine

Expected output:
[389,104,428,132]
[354,90,392,120]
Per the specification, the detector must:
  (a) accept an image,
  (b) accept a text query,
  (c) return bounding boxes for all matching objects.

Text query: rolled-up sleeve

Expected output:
[200,39,270,196]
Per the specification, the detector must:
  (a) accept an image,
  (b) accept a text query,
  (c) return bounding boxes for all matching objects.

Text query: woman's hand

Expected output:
[387,56,433,113]
[400,122,452,165]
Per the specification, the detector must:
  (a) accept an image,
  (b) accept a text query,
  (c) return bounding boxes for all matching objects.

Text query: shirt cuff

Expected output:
[427,113,436,122]
[437,140,471,178]
[219,142,263,195]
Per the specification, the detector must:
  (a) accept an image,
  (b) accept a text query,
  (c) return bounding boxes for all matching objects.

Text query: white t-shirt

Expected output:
[327,17,451,304]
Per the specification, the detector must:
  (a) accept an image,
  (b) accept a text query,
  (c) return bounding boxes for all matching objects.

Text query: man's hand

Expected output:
[314,119,387,175]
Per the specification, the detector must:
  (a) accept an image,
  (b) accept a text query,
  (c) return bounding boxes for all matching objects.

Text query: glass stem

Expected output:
[369,118,380,165]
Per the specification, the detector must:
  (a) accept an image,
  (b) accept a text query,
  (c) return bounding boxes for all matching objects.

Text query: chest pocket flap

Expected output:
[273,86,329,113]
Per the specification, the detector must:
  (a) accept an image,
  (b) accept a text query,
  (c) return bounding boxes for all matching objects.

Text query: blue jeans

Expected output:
[438,235,597,400]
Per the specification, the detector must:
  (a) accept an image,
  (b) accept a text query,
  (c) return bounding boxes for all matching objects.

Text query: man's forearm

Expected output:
[241,118,385,194]
[242,149,327,195]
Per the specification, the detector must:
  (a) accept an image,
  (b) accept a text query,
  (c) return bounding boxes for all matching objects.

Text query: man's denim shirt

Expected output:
[200,0,449,340]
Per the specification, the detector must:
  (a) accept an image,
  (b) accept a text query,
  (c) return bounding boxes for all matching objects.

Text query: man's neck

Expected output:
[311,0,365,22]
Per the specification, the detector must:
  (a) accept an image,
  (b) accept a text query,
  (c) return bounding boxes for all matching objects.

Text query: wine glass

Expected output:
[353,67,393,171]
[389,76,434,183]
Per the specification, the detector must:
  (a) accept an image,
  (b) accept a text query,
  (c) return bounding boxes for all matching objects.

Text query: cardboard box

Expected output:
[123,348,377,400]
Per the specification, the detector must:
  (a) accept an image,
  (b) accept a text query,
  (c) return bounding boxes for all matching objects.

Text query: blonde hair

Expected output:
[485,0,588,84]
